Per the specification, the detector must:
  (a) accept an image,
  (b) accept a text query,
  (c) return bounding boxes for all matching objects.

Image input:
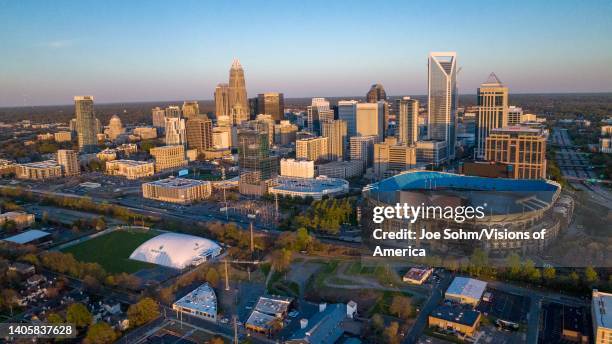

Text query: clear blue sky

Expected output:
[1,0,611,106]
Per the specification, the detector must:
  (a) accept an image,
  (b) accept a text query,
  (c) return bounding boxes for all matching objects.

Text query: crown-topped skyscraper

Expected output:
[228,59,249,125]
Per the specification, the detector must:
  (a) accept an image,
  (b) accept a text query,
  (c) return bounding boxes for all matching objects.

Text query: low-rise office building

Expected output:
[16,160,63,180]
[429,304,482,337]
[280,158,315,178]
[54,131,73,142]
[106,160,154,179]
[416,140,447,166]
[245,296,293,335]
[0,159,16,176]
[142,177,212,204]
[132,127,158,140]
[0,211,35,229]
[445,277,487,307]
[592,289,612,344]
[97,149,117,161]
[402,267,433,285]
[150,145,188,172]
[172,283,217,321]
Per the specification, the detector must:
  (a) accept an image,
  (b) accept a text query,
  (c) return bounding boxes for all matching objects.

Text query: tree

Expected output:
[543,266,556,282]
[205,268,220,287]
[270,249,292,272]
[95,217,106,231]
[506,253,521,278]
[295,227,313,251]
[47,312,63,324]
[568,271,580,286]
[383,321,401,344]
[84,322,117,344]
[127,298,159,327]
[469,249,488,276]
[585,266,599,284]
[66,303,92,328]
[371,313,384,333]
[389,295,412,320]
[209,337,226,344]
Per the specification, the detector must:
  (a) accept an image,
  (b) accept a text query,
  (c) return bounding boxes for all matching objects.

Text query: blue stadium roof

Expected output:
[365,171,558,193]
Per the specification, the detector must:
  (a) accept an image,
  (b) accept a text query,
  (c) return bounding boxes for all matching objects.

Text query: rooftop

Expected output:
[430,304,481,327]
[173,283,217,316]
[18,160,60,168]
[145,177,210,189]
[246,310,277,330]
[288,303,347,344]
[254,295,293,316]
[129,233,221,269]
[3,230,51,244]
[271,176,349,193]
[107,159,152,167]
[446,277,487,301]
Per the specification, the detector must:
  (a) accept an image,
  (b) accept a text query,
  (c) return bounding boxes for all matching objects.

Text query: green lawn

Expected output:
[62,230,157,274]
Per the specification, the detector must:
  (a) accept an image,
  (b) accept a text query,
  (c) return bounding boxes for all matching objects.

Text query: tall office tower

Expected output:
[338,100,358,137]
[428,52,458,160]
[74,96,97,153]
[252,114,276,146]
[321,120,348,161]
[356,101,384,142]
[350,135,377,168]
[307,97,330,134]
[228,59,249,125]
[56,149,80,176]
[476,73,508,158]
[237,128,278,182]
[296,137,329,162]
[396,97,419,145]
[274,120,298,146]
[485,126,547,179]
[182,101,200,119]
[507,106,523,125]
[186,115,213,154]
[107,115,125,140]
[256,93,285,122]
[165,105,182,118]
[165,117,186,145]
[152,107,166,129]
[374,137,416,179]
[214,83,230,119]
[366,83,387,103]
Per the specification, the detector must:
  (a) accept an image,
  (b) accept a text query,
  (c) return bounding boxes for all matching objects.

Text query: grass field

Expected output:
[62,230,157,274]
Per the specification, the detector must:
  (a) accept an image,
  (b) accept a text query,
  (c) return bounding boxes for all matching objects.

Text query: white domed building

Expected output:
[129,233,221,269]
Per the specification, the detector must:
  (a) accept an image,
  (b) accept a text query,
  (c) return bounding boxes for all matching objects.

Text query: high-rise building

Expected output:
[356,101,384,142]
[165,117,186,146]
[186,115,213,154]
[237,128,278,188]
[366,83,387,103]
[107,115,125,140]
[212,126,232,149]
[396,97,419,145]
[307,98,330,134]
[507,106,523,125]
[228,59,249,125]
[214,83,230,119]
[338,100,358,137]
[485,126,547,179]
[253,114,276,146]
[321,120,348,161]
[152,107,166,129]
[56,149,80,176]
[256,93,285,122]
[182,101,200,119]
[165,105,182,118]
[74,96,97,153]
[274,120,298,146]
[150,145,188,172]
[280,158,315,178]
[428,52,458,160]
[416,140,447,166]
[476,73,508,158]
[296,137,329,162]
[374,137,416,179]
[350,135,377,168]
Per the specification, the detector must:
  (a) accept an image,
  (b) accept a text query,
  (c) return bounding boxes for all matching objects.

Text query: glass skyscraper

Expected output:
[428,52,458,160]
[74,95,97,153]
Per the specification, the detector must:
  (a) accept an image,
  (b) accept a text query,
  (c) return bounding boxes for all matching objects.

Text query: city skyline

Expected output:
[1,0,612,107]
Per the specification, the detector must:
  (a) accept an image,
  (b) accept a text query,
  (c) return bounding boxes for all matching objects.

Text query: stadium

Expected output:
[362,171,569,255]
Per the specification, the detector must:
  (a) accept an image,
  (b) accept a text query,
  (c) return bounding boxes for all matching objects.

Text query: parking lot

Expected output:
[539,302,591,344]
[476,288,530,323]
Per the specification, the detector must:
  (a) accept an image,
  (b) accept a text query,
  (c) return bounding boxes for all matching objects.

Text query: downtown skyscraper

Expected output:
[74,95,97,153]
[475,73,508,158]
[428,52,458,160]
[256,93,285,122]
[214,83,230,119]
[396,97,419,146]
[228,59,249,125]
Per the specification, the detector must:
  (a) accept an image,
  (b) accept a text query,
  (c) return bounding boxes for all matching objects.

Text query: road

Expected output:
[403,270,452,344]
